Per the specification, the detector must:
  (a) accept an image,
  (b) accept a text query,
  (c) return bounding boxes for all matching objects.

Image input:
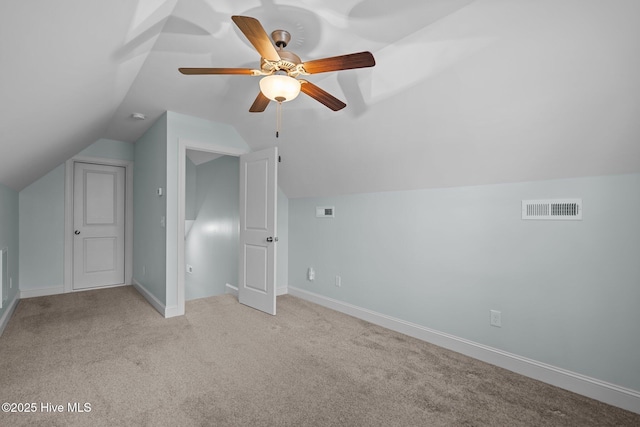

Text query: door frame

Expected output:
[64,156,134,293]
[176,138,249,316]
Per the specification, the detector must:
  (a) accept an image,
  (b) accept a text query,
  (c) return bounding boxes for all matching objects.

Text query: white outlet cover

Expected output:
[490,310,502,327]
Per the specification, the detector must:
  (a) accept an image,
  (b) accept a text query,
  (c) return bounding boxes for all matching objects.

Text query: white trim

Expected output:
[164,305,183,318]
[64,156,134,293]
[69,283,128,293]
[132,279,166,317]
[0,293,19,336]
[179,139,249,158]
[64,159,73,292]
[276,286,288,296]
[20,286,65,299]
[225,283,239,297]
[288,286,640,415]
[177,139,249,316]
[19,283,130,299]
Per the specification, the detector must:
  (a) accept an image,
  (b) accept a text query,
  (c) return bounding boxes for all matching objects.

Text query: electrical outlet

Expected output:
[9,277,12,289]
[335,275,342,287]
[490,310,502,327]
[307,267,315,281]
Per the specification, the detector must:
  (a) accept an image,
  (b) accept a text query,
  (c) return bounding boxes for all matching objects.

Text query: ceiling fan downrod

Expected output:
[271,30,290,49]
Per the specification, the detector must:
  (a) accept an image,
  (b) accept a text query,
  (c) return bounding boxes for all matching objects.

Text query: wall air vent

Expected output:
[316,206,335,218]
[522,199,582,220]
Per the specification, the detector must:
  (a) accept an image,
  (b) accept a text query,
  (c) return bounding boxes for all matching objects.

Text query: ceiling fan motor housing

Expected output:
[261,50,301,73]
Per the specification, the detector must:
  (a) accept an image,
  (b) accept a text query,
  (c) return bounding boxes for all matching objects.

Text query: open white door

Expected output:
[239,147,278,315]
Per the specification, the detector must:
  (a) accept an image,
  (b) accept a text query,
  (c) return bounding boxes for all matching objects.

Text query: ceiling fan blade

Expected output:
[231,16,281,62]
[179,68,256,75]
[249,91,270,112]
[302,51,375,74]
[299,80,346,111]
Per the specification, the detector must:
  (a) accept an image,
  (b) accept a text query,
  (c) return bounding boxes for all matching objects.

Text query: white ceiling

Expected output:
[1,0,639,196]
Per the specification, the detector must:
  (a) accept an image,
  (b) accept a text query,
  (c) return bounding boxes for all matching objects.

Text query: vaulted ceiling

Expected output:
[1,0,639,197]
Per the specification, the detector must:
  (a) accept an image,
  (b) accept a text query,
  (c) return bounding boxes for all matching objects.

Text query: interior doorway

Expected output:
[176,140,279,316]
[176,140,247,315]
[183,150,240,301]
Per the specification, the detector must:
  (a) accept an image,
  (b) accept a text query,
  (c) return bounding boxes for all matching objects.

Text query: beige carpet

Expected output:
[0,286,638,426]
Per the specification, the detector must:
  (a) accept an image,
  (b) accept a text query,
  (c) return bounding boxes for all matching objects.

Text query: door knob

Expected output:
[266,236,278,242]
[74,230,80,235]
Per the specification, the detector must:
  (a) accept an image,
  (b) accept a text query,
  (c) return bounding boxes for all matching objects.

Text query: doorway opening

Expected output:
[177,140,280,316]
[176,140,247,315]
[184,150,240,301]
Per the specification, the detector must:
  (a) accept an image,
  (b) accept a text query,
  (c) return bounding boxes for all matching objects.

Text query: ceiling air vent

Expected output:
[522,199,582,220]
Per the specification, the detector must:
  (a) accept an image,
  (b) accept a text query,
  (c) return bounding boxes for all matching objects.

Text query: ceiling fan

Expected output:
[178,15,375,113]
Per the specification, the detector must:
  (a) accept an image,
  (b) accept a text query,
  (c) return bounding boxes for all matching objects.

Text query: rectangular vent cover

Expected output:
[316,206,335,218]
[522,199,582,220]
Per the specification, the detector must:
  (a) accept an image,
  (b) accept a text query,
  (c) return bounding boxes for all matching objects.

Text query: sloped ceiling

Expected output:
[1,0,639,196]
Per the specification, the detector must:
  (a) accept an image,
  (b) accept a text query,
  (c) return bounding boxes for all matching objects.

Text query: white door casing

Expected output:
[176,139,248,318]
[73,162,126,290]
[238,147,278,315]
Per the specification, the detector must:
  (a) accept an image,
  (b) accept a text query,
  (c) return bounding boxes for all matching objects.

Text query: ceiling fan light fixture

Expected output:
[259,75,301,102]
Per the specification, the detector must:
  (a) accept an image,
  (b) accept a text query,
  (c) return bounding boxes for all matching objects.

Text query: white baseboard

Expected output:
[288,286,640,415]
[225,283,238,297]
[224,284,288,298]
[164,304,184,318]
[0,293,20,337]
[20,282,130,299]
[132,280,167,318]
[20,286,64,299]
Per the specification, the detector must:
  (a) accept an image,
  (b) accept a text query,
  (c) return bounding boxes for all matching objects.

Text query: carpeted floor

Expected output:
[0,286,638,426]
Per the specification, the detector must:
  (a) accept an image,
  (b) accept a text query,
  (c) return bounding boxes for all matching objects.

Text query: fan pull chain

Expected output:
[275,97,285,138]
[276,101,281,138]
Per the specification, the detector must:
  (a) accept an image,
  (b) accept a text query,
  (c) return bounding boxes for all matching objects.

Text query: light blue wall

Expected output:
[0,184,19,318]
[289,173,640,392]
[185,157,196,220]
[13,113,282,313]
[133,114,168,304]
[185,156,239,300]
[19,165,65,290]
[77,138,134,161]
[165,111,250,309]
[17,138,132,294]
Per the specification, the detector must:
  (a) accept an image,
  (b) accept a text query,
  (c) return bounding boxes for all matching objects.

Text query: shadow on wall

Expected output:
[185,155,239,300]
